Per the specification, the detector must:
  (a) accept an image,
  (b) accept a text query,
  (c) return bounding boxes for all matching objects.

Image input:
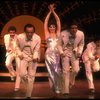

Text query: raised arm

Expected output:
[50,4,61,36]
[52,10,61,36]
[44,10,51,40]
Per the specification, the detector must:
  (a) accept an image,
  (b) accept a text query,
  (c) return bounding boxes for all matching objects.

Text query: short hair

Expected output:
[69,21,79,28]
[24,24,35,32]
[8,26,16,32]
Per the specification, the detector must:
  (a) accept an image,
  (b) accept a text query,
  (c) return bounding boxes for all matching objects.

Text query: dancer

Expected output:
[44,4,62,94]
[17,24,41,98]
[4,26,21,91]
[82,38,100,93]
[60,22,85,95]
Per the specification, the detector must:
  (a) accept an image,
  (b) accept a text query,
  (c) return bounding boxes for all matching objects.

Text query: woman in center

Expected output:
[44,4,62,94]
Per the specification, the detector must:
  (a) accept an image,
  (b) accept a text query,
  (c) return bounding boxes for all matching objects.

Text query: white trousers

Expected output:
[84,60,94,89]
[61,55,80,93]
[5,53,21,89]
[19,59,37,97]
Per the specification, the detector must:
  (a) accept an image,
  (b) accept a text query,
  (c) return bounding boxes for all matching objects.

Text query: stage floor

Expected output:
[0,80,100,99]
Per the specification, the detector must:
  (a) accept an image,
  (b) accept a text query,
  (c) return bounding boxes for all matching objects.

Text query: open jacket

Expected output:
[17,33,41,60]
[82,42,96,62]
[58,30,84,56]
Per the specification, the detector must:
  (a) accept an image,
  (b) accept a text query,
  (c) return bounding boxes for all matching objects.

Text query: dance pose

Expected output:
[44,4,62,94]
[82,38,100,93]
[4,26,21,91]
[17,24,41,98]
[60,22,85,95]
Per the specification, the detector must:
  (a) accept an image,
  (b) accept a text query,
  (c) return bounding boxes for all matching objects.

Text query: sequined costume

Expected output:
[45,36,62,93]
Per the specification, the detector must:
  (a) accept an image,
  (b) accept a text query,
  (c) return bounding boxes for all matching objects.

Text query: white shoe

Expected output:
[14,88,19,92]
[10,76,15,81]
[55,90,60,94]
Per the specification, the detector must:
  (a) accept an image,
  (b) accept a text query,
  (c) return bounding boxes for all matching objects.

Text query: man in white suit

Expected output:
[4,26,21,91]
[82,38,100,94]
[17,24,41,99]
[59,22,85,95]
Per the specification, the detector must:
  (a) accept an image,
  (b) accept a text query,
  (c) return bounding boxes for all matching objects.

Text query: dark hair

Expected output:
[48,21,57,29]
[69,21,79,28]
[8,26,16,32]
[24,24,35,32]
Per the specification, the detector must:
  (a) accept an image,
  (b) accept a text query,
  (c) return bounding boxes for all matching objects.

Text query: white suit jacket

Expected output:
[4,34,18,56]
[59,30,84,56]
[82,42,96,62]
[17,33,41,60]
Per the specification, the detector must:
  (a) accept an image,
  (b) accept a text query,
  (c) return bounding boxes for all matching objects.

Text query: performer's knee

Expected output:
[5,62,11,68]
